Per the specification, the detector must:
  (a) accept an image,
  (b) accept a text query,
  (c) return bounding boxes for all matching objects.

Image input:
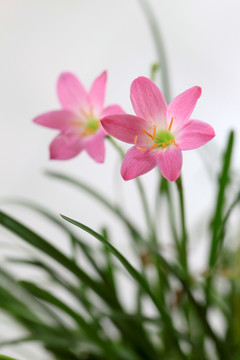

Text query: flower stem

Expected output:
[176,175,188,275]
[107,137,155,239]
[139,0,171,103]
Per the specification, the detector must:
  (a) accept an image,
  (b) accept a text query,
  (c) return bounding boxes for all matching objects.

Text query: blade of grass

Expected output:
[209,131,234,267]
[19,281,118,359]
[3,198,121,293]
[0,211,157,359]
[61,214,186,359]
[45,170,144,244]
[138,0,171,102]
[0,210,121,310]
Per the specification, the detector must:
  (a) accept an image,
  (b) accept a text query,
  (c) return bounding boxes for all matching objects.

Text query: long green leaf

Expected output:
[61,214,185,359]
[5,198,122,294]
[0,210,157,359]
[209,130,234,267]
[19,280,117,359]
[0,210,120,310]
[45,170,144,243]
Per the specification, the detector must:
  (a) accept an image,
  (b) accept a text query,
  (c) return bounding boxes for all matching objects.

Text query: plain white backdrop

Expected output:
[0,0,240,358]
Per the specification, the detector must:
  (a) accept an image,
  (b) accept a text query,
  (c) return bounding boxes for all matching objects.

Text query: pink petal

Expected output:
[57,72,88,111]
[84,133,105,163]
[101,104,125,117]
[130,77,167,126]
[168,86,202,129]
[101,114,153,145]
[89,71,107,112]
[121,146,156,180]
[156,147,183,182]
[177,120,215,151]
[33,110,75,131]
[50,132,83,160]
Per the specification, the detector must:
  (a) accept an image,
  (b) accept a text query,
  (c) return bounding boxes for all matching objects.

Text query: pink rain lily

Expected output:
[101,77,215,181]
[33,71,124,162]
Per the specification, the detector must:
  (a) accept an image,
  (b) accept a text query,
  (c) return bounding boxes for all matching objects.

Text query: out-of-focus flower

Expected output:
[101,77,215,181]
[33,71,124,162]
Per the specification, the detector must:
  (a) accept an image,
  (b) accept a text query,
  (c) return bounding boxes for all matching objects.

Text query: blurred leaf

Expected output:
[4,198,121,295]
[45,170,144,243]
[19,280,117,359]
[0,210,120,310]
[61,214,185,358]
[209,130,234,267]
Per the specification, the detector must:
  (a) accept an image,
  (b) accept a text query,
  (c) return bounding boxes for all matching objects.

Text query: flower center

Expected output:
[82,117,100,136]
[72,106,100,137]
[135,118,178,152]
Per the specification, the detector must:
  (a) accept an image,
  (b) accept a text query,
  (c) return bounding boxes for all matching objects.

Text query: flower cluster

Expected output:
[34,73,215,181]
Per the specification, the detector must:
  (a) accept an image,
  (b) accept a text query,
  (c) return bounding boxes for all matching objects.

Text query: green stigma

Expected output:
[85,118,100,132]
[154,130,174,148]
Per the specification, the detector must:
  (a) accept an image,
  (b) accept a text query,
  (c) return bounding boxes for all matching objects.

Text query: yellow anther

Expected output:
[142,125,156,140]
[87,128,94,134]
[134,135,138,144]
[71,120,83,126]
[161,142,166,150]
[138,147,146,152]
[149,144,158,151]
[168,139,178,147]
[168,117,174,131]
[89,105,94,117]
[152,125,156,138]
[80,108,88,117]
[142,129,153,138]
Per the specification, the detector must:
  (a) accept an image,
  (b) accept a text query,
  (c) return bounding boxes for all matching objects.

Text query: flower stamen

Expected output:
[168,117,174,131]
[161,142,166,150]
[149,144,158,151]
[80,108,88,118]
[89,105,94,117]
[71,120,83,126]
[134,135,138,144]
[142,125,156,140]
[138,147,146,152]
[168,139,178,147]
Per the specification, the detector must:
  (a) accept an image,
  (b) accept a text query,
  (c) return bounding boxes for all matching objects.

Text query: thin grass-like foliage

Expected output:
[1,1,240,359]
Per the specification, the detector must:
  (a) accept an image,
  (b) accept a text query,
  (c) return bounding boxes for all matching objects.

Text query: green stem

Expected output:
[108,137,166,305]
[107,137,154,240]
[139,0,171,102]
[176,176,188,275]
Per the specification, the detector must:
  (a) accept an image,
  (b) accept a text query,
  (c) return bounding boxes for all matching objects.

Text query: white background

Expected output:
[0,0,240,358]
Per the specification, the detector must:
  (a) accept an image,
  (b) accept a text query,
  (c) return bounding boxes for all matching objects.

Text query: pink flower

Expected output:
[33,71,124,163]
[101,77,215,181]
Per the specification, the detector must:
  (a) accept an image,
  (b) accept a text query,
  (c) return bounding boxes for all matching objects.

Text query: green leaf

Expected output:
[0,210,120,310]
[19,280,117,359]
[4,198,119,289]
[45,170,144,243]
[60,214,184,357]
[0,356,21,360]
[209,130,234,267]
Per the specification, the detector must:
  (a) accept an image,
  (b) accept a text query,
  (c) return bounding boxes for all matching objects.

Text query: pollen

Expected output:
[134,135,138,144]
[142,125,156,140]
[168,139,178,147]
[168,117,174,131]
[149,144,158,151]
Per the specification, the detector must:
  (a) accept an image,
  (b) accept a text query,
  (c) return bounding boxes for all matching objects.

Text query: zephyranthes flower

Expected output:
[101,77,215,181]
[33,71,124,162]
